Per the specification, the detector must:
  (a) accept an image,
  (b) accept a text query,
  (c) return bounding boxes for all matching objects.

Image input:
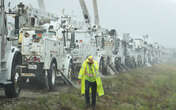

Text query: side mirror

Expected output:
[6,37,18,41]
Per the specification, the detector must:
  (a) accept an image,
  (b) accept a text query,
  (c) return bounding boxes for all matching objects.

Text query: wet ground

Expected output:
[1,63,176,110]
[0,79,71,108]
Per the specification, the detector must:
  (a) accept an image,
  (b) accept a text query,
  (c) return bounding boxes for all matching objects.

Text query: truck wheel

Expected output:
[67,60,78,85]
[99,58,107,75]
[5,57,22,98]
[131,57,136,68]
[40,71,49,90]
[67,61,73,80]
[48,62,57,90]
[125,57,130,68]
[115,57,121,72]
[137,55,142,67]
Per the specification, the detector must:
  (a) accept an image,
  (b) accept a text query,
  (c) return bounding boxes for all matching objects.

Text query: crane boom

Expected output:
[92,0,100,27]
[78,0,91,24]
[37,0,46,11]
[0,0,7,37]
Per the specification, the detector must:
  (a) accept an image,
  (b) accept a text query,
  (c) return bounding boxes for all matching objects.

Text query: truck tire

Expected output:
[66,60,78,86]
[115,57,122,72]
[4,54,22,98]
[137,55,142,67]
[99,57,107,75]
[40,70,49,90]
[131,57,136,68]
[67,60,74,81]
[48,62,57,90]
[125,56,130,68]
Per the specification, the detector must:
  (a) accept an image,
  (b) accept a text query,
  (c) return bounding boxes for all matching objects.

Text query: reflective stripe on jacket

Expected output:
[84,63,96,82]
[78,59,104,96]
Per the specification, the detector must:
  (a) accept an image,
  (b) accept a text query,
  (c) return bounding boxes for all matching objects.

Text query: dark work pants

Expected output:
[85,80,97,107]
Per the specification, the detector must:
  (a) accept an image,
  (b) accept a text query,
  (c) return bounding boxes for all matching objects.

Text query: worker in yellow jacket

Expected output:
[78,56,104,110]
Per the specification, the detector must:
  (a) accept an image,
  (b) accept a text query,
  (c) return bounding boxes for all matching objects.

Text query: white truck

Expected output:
[19,25,74,90]
[0,0,75,98]
[0,0,23,98]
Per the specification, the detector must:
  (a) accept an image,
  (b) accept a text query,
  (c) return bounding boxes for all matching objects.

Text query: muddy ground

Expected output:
[0,80,71,110]
[1,63,176,110]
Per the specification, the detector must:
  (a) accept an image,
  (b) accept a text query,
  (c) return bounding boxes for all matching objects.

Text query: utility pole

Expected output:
[0,0,6,37]
[0,0,7,59]
[0,0,2,64]
[0,0,4,9]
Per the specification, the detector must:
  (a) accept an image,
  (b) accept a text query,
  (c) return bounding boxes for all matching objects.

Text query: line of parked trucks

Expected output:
[0,0,166,98]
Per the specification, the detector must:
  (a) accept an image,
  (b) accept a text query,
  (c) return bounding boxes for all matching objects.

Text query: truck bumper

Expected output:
[19,63,44,78]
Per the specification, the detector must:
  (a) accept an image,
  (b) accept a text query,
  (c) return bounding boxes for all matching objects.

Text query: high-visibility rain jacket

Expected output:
[78,59,104,96]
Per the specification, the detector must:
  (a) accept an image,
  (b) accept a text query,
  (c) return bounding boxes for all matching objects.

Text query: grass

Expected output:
[1,63,176,110]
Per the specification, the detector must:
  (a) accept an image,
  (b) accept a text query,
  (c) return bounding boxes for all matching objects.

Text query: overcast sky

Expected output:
[8,0,176,48]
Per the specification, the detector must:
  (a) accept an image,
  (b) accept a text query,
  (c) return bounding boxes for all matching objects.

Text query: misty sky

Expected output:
[7,0,176,48]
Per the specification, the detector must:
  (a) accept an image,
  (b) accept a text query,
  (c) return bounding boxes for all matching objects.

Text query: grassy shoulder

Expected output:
[1,63,176,110]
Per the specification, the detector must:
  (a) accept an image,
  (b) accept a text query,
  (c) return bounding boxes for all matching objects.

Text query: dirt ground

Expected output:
[1,63,176,110]
[0,80,71,109]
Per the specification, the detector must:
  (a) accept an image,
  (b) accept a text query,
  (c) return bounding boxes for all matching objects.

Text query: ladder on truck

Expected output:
[58,70,79,89]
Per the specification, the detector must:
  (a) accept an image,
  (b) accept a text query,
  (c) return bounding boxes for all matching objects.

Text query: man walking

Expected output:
[78,56,104,110]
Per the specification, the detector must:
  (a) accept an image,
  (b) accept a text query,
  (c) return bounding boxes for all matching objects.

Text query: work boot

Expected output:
[85,104,90,110]
[92,106,96,110]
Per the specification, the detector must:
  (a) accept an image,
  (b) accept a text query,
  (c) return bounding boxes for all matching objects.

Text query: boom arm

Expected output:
[14,2,58,27]
[37,0,46,11]
[78,0,91,24]
[92,0,100,28]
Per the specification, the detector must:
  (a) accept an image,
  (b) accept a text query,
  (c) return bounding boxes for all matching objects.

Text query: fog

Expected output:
[6,0,176,48]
